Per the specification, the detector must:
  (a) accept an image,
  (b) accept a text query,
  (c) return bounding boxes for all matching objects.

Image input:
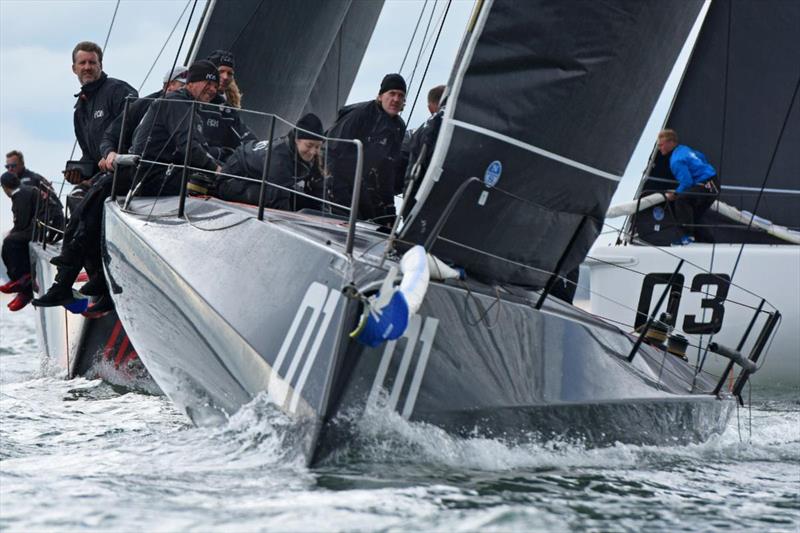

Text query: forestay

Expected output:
[402,0,706,287]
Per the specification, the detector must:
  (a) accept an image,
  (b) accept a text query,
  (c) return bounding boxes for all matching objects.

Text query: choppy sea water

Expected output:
[1,301,799,532]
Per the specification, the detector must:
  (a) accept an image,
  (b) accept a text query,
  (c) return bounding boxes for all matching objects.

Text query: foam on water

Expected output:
[1,305,798,531]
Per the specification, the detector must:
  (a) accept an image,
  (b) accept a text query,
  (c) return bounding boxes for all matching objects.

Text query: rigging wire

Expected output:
[162,0,199,98]
[138,0,193,92]
[399,0,430,73]
[405,0,438,107]
[407,0,452,122]
[727,72,800,283]
[129,0,199,198]
[101,0,122,51]
[59,0,122,200]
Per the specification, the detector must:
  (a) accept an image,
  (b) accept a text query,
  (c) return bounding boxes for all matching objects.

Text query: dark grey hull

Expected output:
[104,198,734,465]
[29,242,156,391]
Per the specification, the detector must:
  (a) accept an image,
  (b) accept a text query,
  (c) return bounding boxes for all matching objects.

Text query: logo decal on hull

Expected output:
[270,282,341,412]
[367,315,439,418]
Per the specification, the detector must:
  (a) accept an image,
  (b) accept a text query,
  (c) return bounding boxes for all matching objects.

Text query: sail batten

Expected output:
[402,0,706,287]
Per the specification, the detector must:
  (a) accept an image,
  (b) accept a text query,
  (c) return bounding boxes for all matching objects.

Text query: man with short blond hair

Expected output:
[657,128,720,244]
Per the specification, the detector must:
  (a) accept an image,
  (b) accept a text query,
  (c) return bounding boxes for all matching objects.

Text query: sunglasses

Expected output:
[4,163,17,169]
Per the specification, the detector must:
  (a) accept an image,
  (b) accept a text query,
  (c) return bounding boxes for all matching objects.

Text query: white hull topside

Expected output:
[586,244,799,387]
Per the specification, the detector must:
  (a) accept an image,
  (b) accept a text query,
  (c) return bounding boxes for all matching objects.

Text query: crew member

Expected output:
[199,50,255,161]
[67,41,138,182]
[32,61,216,314]
[130,60,222,196]
[657,129,720,244]
[36,41,137,312]
[0,173,38,311]
[5,149,64,241]
[99,65,189,169]
[326,73,407,226]
[400,84,445,218]
[218,113,326,211]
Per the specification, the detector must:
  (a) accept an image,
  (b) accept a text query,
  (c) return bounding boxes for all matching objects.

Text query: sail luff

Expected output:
[405,0,492,224]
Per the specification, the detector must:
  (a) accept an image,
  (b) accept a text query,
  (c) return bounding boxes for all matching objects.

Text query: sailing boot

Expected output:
[79,273,107,297]
[0,273,31,294]
[82,293,114,319]
[31,267,81,308]
[7,290,33,312]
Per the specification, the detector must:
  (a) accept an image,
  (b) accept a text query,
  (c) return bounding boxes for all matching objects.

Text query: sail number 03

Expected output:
[635,273,731,334]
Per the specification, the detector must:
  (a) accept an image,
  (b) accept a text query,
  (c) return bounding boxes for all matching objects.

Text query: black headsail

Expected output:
[401,0,706,287]
[187,0,383,134]
[642,0,800,241]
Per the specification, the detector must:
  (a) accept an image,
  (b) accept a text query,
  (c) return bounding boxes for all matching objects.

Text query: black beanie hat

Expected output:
[379,73,407,95]
[187,60,219,84]
[296,113,324,140]
[1,172,20,189]
[207,49,235,69]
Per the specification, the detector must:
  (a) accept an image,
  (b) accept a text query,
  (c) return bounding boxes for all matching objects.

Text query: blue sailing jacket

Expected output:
[669,144,717,193]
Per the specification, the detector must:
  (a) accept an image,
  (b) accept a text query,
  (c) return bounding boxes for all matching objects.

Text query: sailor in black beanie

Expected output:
[34,60,223,312]
[200,49,254,162]
[325,73,407,225]
[218,113,327,211]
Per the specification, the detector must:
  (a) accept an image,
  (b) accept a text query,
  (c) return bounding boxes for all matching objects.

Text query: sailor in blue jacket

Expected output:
[657,129,720,243]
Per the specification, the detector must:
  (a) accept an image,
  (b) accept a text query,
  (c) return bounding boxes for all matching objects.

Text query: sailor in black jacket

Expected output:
[198,50,255,161]
[218,113,326,211]
[131,61,221,196]
[326,74,407,225]
[0,173,38,310]
[5,150,64,240]
[68,41,138,180]
[99,65,189,169]
[33,61,221,313]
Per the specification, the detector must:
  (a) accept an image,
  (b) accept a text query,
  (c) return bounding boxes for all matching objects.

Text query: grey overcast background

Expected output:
[0,0,677,237]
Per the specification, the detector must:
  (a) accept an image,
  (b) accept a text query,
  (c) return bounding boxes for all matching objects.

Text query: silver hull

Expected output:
[104,198,734,464]
[29,242,156,391]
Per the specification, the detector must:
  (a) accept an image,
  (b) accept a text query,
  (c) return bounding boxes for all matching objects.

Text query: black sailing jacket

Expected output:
[100,90,160,159]
[197,94,255,160]
[73,72,138,169]
[219,137,325,210]
[131,87,219,175]
[7,186,38,242]
[326,100,406,220]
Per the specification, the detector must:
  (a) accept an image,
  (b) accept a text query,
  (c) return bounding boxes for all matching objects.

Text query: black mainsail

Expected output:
[401,0,707,287]
[637,0,800,244]
[188,0,383,133]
